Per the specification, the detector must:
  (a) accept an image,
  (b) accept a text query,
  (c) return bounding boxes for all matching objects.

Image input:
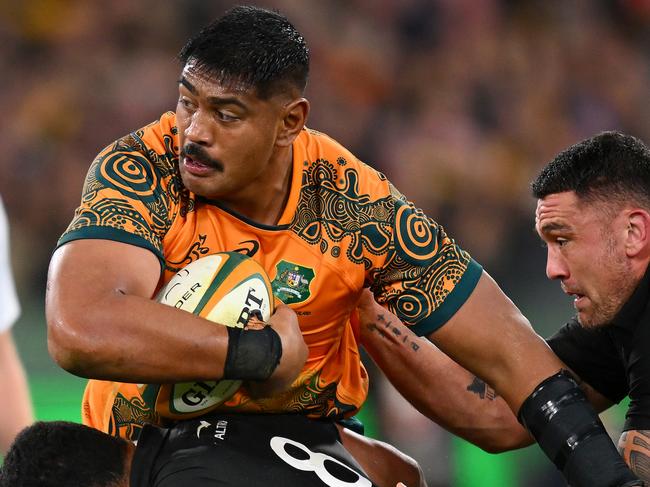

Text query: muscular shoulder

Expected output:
[88,112,183,202]
[98,112,180,176]
[60,113,186,261]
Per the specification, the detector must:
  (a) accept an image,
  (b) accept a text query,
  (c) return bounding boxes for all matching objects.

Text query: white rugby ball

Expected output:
[150,252,274,419]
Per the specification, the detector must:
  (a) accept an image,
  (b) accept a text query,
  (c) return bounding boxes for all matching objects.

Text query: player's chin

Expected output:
[179,170,224,198]
[577,310,611,329]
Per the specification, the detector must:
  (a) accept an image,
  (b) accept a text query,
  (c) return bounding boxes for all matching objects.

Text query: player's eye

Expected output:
[556,238,569,248]
[178,97,196,111]
[216,111,239,122]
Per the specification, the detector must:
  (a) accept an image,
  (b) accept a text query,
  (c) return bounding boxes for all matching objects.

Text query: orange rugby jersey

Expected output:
[59,112,482,440]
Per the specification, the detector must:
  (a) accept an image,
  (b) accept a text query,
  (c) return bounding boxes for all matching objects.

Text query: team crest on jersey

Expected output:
[272,261,314,305]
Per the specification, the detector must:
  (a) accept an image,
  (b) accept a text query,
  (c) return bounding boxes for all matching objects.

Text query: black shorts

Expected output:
[130,413,376,486]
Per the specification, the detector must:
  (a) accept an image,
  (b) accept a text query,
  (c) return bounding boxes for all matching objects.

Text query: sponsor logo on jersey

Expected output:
[196,419,229,441]
[232,239,260,257]
[271,261,315,305]
[196,420,211,438]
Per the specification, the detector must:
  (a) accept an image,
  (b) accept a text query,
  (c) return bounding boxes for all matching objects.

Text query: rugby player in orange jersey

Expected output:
[45,5,640,487]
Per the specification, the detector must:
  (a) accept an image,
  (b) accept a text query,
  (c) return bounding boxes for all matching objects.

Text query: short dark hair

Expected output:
[0,421,128,487]
[532,131,650,209]
[178,5,310,99]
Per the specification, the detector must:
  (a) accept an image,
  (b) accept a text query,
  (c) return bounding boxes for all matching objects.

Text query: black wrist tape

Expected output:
[518,370,640,487]
[223,325,282,381]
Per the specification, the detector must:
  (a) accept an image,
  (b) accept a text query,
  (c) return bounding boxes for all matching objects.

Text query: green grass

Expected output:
[29,375,86,422]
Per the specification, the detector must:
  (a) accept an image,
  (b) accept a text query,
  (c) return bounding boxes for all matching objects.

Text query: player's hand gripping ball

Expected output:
[147,252,274,419]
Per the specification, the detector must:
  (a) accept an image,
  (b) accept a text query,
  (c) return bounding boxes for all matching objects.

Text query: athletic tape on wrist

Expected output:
[223,325,282,381]
[518,370,640,487]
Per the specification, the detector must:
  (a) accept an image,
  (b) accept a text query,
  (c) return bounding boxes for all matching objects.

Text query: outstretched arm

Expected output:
[357,289,531,453]
[363,272,641,486]
[46,239,307,394]
[423,272,562,413]
[359,289,617,453]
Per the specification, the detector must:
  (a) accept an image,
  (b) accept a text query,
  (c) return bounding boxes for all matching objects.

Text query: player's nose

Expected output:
[545,248,568,280]
[185,110,213,146]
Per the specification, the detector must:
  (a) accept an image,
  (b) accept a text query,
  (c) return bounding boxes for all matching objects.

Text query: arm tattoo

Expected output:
[364,312,421,352]
[467,376,497,400]
[618,430,650,481]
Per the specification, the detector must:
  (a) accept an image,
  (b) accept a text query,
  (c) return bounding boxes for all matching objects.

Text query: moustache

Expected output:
[181,143,224,172]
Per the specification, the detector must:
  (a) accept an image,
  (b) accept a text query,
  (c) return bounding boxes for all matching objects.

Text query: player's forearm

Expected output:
[47,288,232,383]
[429,273,642,485]
[46,241,227,382]
[49,293,303,391]
[47,240,303,390]
[359,310,532,452]
[429,272,566,413]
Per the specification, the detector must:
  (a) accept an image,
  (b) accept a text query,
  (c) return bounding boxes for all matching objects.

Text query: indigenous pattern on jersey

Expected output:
[59,112,482,439]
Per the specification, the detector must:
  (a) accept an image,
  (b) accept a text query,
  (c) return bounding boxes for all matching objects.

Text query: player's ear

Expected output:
[624,208,650,258]
[276,98,309,147]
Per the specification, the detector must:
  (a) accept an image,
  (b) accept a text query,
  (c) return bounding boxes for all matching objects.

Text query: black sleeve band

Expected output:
[518,370,641,487]
[223,326,282,381]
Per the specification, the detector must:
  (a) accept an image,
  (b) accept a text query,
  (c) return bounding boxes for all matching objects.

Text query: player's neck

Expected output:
[224,145,294,226]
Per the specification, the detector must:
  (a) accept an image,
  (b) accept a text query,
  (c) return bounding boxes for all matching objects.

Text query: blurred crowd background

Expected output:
[0,0,649,485]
